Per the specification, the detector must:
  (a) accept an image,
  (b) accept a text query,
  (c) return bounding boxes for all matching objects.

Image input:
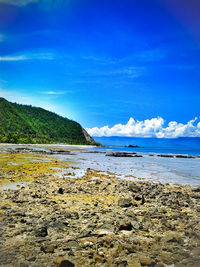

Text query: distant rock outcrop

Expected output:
[106,152,143,157]
[125,144,144,148]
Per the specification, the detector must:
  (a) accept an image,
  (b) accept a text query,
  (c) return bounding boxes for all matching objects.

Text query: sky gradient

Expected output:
[0,0,200,137]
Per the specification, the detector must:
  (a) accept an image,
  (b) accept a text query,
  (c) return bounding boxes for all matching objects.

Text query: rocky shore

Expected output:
[0,148,200,267]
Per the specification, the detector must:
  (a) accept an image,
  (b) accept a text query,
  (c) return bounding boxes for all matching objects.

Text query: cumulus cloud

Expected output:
[86,117,200,138]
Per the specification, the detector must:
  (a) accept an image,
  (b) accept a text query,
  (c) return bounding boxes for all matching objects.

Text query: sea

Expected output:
[0,137,200,187]
[93,136,200,156]
[72,136,200,186]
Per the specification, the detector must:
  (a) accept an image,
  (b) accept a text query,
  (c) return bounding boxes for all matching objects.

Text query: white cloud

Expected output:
[41,91,67,95]
[87,117,200,138]
[0,0,39,6]
[0,55,27,61]
[0,52,54,62]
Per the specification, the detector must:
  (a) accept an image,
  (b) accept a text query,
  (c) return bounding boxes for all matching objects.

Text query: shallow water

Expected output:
[49,149,200,186]
[94,136,200,156]
[74,152,200,186]
[0,143,199,186]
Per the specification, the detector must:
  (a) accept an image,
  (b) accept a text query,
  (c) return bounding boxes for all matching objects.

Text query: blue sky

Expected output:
[0,0,200,137]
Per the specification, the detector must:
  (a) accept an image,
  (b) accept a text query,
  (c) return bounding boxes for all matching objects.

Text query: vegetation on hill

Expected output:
[0,98,98,145]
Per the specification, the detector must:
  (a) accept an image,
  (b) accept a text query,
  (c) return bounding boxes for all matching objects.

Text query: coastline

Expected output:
[0,143,96,148]
[0,146,200,266]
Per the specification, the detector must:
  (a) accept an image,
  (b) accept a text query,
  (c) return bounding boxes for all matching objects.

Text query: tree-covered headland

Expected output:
[0,98,99,145]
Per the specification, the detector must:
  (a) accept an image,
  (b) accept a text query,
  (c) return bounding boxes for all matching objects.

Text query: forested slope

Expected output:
[0,98,96,145]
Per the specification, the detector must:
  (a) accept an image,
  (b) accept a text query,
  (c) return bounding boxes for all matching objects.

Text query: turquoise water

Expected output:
[94,137,200,156]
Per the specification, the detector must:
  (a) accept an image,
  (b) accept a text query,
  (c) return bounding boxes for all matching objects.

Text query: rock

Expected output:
[150,207,157,214]
[134,194,143,201]
[157,154,174,158]
[64,240,79,250]
[176,155,195,158]
[82,241,94,247]
[192,186,200,192]
[159,251,176,265]
[162,231,183,244]
[174,259,200,267]
[93,253,104,263]
[20,263,29,267]
[28,264,42,267]
[155,264,165,267]
[1,147,200,267]
[0,205,10,210]
[35,225,48,237]
[55,257,75,267]
[41,244,55,253]
[129,183,141,192]
[131,221,140,230]
[64,211,79,219]
[140,257,155,266]
[118,220,133,231]
[93,229,113,236]
[191,247,200,256]
[58,187,64,194]
[118,197,132,207]
[49,220,68,230]
[106,152,135,157]
[127,257,141,267]
[98,250,104,256]
[38,199,49,204]
[79,228,91,237]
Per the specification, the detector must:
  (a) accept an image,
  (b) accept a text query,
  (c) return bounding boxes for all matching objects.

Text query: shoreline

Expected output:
[0,144,200,187]
[0,143,96,148]
[0,148,200,266]
[0,143,200,158]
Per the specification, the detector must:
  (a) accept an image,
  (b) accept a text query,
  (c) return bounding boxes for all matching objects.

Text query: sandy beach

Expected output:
[0,145,200,267]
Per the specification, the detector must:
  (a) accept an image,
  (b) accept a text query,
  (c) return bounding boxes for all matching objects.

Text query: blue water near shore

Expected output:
[82,137,200,186]
[94,137,200,156]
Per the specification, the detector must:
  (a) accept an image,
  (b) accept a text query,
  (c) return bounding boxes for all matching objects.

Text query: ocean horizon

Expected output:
[93,136,200,156]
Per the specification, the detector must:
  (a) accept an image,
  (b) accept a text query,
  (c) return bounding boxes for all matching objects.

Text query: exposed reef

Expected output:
[0,148,200,267]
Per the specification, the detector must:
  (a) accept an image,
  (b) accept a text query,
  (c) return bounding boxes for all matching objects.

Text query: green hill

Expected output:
[0,98,97,145]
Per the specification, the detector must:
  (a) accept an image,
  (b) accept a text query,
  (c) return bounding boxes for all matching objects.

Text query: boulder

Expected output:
[106,152,135,157]
[35,225,48,237]
[55,257,75,267]
[176,155,195,158]
[139,257,155,266]
[129,183,141,193]
[58,187,64,194]
[118,220,133,231]
[118,197,132,207]
[157,154,174,158]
